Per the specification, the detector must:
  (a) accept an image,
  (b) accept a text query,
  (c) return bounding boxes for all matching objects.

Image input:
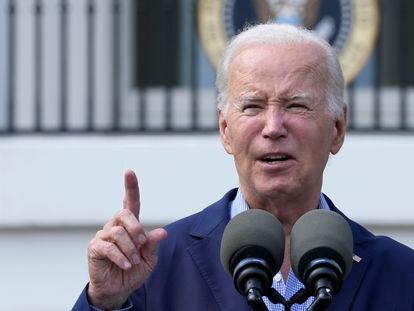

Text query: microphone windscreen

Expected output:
[290,209,353,282]
[220,209,285,276]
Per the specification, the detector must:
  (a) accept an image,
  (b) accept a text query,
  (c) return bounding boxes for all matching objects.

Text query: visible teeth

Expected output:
[263,155,289,161]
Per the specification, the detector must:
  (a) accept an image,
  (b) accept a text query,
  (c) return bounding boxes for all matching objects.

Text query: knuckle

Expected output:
[95,229,105,239]
[103,242,116,254]
[103,219,115,231]
[110,226,125,238]
[88,238,105,259]
[118,209,130,218]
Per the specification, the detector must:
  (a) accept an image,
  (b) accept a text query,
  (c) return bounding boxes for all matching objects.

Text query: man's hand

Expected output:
[87,170,167,309]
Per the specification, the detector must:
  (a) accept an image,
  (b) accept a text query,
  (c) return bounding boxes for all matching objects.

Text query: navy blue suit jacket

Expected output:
[73,189,414,310]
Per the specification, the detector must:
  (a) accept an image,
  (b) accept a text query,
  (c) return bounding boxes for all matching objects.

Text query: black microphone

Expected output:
[220,209,285,307]
[290,209,353,311]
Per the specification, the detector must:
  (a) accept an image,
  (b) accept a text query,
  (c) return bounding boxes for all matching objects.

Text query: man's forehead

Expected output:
[229,42,328,87]
[231,41,325,63]
[229,42,327,78]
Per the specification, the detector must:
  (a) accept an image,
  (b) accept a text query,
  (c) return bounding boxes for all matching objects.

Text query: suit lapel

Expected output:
[325,196,375,310]
[187,189,251,311]
[328,244,372,310]
[188,234,251,311]
[185,191,373,310]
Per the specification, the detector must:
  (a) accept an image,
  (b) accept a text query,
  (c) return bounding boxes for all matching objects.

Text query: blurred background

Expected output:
[1,0,414,310]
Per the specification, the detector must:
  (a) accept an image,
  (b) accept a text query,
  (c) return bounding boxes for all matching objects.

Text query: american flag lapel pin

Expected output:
[353,254,362,263]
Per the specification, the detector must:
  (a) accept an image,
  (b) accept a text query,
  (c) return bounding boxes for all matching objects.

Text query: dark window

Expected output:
[132,0,181,88]
[379,0,414,86]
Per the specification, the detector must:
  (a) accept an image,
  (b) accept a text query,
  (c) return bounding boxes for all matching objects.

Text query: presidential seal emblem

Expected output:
[198,0,379,84]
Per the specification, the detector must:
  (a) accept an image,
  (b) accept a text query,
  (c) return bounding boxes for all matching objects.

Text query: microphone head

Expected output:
[220,209,285,277]
[290,209,353,284]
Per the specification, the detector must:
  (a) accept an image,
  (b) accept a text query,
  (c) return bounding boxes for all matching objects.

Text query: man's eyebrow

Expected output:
[238,91,265,102]
[280,92,312,101]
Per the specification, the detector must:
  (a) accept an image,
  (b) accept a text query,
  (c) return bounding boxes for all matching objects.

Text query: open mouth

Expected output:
[260,154,292,164]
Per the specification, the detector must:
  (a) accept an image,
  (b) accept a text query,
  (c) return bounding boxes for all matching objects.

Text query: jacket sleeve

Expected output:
[71,284,136,311]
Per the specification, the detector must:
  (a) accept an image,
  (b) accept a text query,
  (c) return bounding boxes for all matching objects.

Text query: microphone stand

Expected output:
[306,287,332,311]
[248,287,311,311]
[246,289,269,311]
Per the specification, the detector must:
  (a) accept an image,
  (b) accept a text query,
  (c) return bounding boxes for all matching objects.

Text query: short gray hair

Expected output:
[215,23,346,119]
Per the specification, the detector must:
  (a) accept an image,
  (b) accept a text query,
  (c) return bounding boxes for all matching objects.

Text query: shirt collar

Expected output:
[230,188,330,219]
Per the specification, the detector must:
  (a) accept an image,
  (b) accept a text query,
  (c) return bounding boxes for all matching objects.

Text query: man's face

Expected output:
[219,43,346,204]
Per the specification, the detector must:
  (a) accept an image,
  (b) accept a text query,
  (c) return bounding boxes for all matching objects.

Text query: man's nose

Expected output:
[261,108,288,139]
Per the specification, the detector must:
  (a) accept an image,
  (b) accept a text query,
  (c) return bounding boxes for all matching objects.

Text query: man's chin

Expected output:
[253,183,295,199]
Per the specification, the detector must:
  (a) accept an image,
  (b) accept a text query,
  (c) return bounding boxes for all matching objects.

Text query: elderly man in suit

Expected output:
[73,24,414,311]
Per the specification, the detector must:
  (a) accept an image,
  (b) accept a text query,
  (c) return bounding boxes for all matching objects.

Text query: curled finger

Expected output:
[105,225,142,265]
[89,238,132,270]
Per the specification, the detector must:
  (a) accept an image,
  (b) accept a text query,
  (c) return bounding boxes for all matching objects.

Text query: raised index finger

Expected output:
[123,169,140,220]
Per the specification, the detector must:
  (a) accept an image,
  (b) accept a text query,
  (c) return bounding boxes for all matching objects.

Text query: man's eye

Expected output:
[242,105,263,114]
[286,103,310,112]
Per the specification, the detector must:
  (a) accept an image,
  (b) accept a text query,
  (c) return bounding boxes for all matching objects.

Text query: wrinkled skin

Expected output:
[87,170,167,309]
[219,42,346,222]
[219,42,347,278]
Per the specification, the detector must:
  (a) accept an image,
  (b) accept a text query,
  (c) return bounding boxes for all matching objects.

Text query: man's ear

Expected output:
[218,110,233,155]
[330,106,347,155]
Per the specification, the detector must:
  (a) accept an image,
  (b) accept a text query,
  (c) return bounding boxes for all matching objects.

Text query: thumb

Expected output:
[141,228,168,259]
